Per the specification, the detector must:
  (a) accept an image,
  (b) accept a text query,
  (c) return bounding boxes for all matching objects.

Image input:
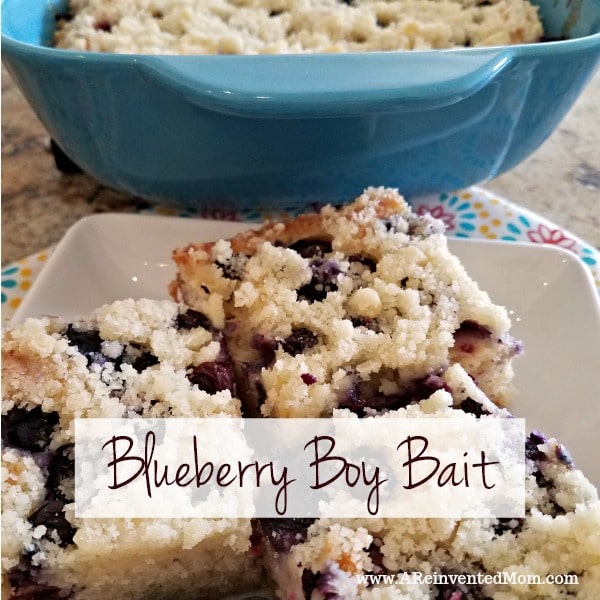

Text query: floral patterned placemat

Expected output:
[2,186,598,321]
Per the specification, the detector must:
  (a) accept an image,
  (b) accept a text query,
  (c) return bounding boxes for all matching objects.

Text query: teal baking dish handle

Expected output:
[139,50,514,118]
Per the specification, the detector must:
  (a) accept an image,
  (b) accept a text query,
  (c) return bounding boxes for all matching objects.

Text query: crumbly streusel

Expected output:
[171,187,521,417]
[54,0,543,55]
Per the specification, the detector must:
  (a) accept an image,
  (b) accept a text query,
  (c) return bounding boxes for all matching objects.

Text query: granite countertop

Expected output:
[2,67,599,266]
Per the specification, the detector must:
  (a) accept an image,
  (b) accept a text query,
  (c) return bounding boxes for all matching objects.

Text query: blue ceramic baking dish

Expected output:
[2,0,600,209]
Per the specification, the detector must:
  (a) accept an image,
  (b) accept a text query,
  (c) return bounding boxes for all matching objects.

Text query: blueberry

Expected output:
[533,469,553,489]
[64,325,102,351]
[296,279,330,303]
[338,384,366,414]
[407,217,444,238]
[531,470,566,516]
[313,562,345,598]
[412,374,450,398]
[453,321,494,354]
[455,320,492,339]
[366,390,414,412]
[215,260,241,280]
[249,522,264,557]
[382,217,397,232]
[555,443,574,467]
[131,352,159,373]
[289,239,332,259]
[256,381,267,406]
[259,518,315,553]
[250,334,277,366]
[64,326,106,365]
[312,259,342,284]
[348,254,377,272]
[529,430,548,445]
[187,361,235,395]
[459,398,490,418]
[434,582,490,600]
[7,557,36,589]
[525,431,547,462]
[176,309,213,331]
[47,445,75,503]
[94,20,112,32]
[302,569,320,599]
[2,407,59,452]
[239,362,266,416]
[338,374,449,416]
[367,541,387,575]
[351,317,380,332]
[7,557,68,600]
[493,517,524,536]
[54,12,73,23]
[297,259,341,303]
[9,584,69,600]
[510,338,525,355]
[338,381,407,415]
[303,564,352,599]
[239,336,277,414]
[279,328,319,356]
[28,499,76,547]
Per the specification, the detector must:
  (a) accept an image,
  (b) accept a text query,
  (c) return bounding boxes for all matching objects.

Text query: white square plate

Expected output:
[12,213,600,487]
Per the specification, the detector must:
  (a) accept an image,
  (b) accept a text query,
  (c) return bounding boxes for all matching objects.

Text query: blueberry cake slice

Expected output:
[1,299,261,600]
[252,365,600,600]
[171,187,521,418]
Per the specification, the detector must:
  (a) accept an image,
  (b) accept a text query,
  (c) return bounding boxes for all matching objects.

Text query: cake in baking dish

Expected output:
[1,298,261,599]
[171,187,521,418]
[54,0,543,55]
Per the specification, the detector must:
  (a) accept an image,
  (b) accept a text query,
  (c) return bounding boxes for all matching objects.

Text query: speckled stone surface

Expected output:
[2,66,599,266]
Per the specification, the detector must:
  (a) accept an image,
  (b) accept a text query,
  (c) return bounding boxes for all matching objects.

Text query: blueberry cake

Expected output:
[1,299,261,599]
[54,0,542,55]
[252,365,600,600]
[171,187,521,418]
